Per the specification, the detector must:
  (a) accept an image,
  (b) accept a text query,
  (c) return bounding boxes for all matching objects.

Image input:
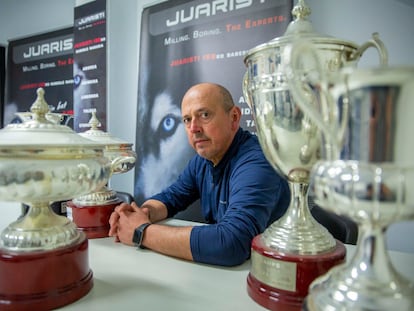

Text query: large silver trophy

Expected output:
[242,1,387,310]
[0,88,112,310]
[286,42,414,310]
[67,111,136,239]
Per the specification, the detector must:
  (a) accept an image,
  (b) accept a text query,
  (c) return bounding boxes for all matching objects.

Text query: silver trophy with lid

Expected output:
[0,88,112,310]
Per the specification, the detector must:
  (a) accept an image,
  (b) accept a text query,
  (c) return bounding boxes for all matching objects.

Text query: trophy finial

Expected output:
[283,0,314,36]
[87,110,101,130]
[30,87,50,120]
[292,0,311,21]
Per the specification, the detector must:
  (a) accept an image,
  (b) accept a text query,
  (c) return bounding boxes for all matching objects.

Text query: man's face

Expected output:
[181,85,239,165]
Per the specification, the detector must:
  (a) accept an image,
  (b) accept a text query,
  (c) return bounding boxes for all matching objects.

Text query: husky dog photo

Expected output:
[134,0,293,218]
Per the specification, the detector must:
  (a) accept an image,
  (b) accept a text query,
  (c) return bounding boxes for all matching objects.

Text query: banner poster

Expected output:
[135,0,293,205]
[4,27,74,128]
[73,0,107,132]
[0,45,5,128]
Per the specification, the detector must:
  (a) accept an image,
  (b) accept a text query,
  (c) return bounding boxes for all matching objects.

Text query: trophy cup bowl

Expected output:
[67,111,137,239]
[0,88,112,310]
[242,1,387,310]
[16,111,75,217]
[286,52,414,310]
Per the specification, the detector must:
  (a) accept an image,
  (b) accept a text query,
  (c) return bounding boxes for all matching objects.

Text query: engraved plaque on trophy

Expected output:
[242,1,387,310]
[0,88,112,310]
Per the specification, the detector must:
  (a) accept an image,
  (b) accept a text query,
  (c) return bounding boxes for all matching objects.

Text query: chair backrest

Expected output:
[174,200,206,223]
[116,191,134,204]
[310,201,359,245]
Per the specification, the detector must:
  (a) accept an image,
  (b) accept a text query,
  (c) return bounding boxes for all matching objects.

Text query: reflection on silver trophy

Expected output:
[287,43,414,310]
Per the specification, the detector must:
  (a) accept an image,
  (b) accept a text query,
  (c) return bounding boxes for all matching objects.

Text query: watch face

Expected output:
[133,223,151,247]
[133,227,143,245]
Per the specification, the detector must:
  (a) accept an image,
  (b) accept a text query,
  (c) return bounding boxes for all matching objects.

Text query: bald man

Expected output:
[109,83,290,266]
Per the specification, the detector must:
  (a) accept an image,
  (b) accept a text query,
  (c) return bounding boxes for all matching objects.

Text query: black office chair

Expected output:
[116,191,135,204]
[309,199,359,245]
[174,201,206,223]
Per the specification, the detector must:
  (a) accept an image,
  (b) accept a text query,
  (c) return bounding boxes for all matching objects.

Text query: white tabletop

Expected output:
[1,202,414,311]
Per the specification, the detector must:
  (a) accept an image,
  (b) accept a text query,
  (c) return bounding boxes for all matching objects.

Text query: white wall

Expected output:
[307,0,414,67]
[0,0,413,253]
[0,0,75,42]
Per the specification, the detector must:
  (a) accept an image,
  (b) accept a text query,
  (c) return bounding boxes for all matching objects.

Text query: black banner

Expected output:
[134,0,293,203]
[5,27,74,127]
[73,0,107,132]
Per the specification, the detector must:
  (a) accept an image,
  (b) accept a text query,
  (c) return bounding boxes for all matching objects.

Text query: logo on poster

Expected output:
[13,34,74,63]
[76,11,105,26]
[166,0,268,26]
[149,0,279,35]
[23,39,73,59]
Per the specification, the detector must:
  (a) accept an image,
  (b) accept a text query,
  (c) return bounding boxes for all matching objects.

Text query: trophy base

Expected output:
[302,261,414,311]
[0,234,93,311]
[247,235,346,311]
[67,200,120,239]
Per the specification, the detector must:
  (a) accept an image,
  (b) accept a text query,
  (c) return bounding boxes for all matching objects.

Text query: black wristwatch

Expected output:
[132,223,151,249]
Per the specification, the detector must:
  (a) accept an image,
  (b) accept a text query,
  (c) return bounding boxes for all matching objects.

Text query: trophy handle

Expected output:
[242,71,253,109]
[349,32,388,65]
[111,155,136,174]
[284,41,340,157]
[284,34,388,160]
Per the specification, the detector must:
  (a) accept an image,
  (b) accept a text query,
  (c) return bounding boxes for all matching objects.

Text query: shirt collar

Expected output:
[210,128,244,181]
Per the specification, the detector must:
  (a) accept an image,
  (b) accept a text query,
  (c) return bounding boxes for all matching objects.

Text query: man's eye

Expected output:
[200,112,209,119]
[182,118,190,124]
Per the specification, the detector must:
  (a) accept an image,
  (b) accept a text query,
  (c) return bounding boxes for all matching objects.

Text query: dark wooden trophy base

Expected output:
[247,234,346,311]
[68,200,120,239]
[0,235,93,311]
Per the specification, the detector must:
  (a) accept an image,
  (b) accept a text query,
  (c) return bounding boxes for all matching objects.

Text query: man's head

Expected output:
[181,83,241,166]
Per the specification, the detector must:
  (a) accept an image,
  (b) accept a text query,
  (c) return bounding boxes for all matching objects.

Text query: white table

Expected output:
[1,202,414,311]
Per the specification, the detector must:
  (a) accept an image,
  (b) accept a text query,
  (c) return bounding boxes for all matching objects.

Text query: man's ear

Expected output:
[231,106,242,128]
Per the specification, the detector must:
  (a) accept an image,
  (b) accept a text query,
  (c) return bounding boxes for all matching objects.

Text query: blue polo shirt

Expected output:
[150,128,290,266]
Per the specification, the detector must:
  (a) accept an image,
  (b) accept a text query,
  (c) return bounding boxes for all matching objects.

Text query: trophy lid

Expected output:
[244,0,358,61]
[0,88,101,149]
[79,111,133,148]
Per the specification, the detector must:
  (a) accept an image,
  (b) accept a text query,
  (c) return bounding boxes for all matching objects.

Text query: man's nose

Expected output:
[189,118,201,132]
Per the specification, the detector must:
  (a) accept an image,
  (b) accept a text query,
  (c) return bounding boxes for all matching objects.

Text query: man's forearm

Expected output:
[142,224,193,261]
[141,199,168,222]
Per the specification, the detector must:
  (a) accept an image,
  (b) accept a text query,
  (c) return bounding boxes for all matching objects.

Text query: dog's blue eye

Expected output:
[157,114,181,140]
[73,74,83,88]
[162,116,176,132]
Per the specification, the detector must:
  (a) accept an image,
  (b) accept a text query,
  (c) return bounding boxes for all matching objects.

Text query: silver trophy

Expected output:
[286,45,414,310]
[0,88,112,310]
[67,111,136,239]
[242,0,388,309]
